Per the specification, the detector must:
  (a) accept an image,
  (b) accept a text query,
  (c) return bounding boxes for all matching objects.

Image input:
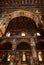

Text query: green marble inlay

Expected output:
[0,17,4,21]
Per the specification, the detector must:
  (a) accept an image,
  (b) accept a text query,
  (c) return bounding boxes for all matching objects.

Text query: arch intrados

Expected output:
[9,10,34,19]
[16,39,30,47]
[8,10,39,27]
[16,41,31,50]
[1,40,12,45]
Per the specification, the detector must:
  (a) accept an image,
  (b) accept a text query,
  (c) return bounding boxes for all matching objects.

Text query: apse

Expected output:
[5,16,38,35]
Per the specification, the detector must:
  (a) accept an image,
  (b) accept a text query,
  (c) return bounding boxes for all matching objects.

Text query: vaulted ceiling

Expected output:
[6,16,38,34]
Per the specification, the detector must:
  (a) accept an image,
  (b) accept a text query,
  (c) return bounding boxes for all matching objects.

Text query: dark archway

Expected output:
[16,42,31,50]
[2,42,12,50]
[0,42,12,50]
[36,41,44,50]
[0,42,12,62]
[5,16,38,35]
[16,42,32,64]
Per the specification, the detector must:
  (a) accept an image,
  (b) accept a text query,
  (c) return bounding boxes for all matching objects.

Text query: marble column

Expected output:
[30,37,39,65]
[9,39,17,65]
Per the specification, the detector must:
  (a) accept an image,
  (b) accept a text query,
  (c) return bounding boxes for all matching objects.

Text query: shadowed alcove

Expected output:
[2,42,12,50]
[5,16,38,35]
[16,42,31,50]
[36,42,44,50]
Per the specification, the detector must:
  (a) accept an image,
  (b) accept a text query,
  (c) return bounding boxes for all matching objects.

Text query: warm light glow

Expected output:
[22,52,26,61]
[0,28,3,37]
[21,32,25,36]
[0,33,2,37]
[10,62,13,65]
[35,10,40,13]
[38,51,43,61]
[36,33,41,36]
[6,32,10,37]
[41,20,43,23]
[3,25,6,28]
[39,15,42,19]
[7,54,11,61]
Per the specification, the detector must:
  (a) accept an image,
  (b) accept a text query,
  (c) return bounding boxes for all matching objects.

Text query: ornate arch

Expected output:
[16,39,31,48]
[1,39,12,45]
[0,10,40,35]
[8,10,39,27]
